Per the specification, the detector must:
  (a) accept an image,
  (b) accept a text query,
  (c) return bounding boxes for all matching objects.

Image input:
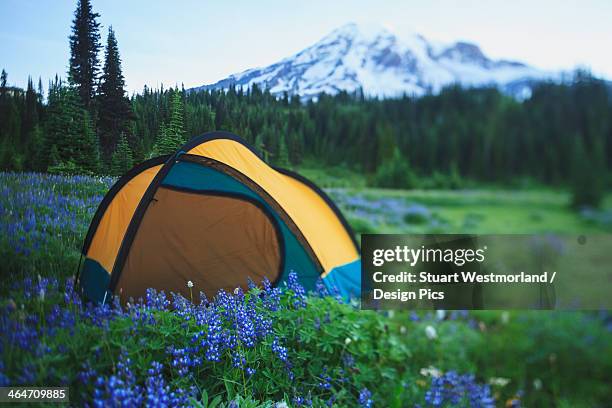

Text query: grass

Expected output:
[297,161,612,235]
[1,170,611,407]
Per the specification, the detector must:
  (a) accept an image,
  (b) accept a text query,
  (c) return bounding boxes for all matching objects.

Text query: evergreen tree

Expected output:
[215,99,227,129]
[0,69,7,96]
[373,148,416,189]
[43,80,100,173]
[110,134,133,175]
[30,125,45,171]
[254,133,270,163]
[276,134,290,168]
[23,77,39,154]
[571,136,604,208]
[152,123,175,155]
[166,90,185,144]
[76,110,101,173]
[153,90,185,155]
[98,26,132,160]
[68,0,101,109]
[37,77,44,102]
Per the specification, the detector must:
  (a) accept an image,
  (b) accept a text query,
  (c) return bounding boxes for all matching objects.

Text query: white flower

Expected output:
[388,310,395,318]
[425,325,437,340]
[489,377,510,387]
[501,311,510,324]
[533,378,543,390]
[400,325,407,335]
[436,310,446,320]
[276,402,289,408]
[187,281,193,288]
[234,287,240,295]
[420,366,441,377]
[344,337,352,345]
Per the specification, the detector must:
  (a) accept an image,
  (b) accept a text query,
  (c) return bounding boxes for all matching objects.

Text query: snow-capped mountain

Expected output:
[193,23,554,99]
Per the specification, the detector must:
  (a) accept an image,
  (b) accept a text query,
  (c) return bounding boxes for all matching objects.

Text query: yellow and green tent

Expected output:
[77,131,361,303]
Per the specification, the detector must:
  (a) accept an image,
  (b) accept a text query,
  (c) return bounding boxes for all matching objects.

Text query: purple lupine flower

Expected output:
[359,388,373,407]
[287,271,306,309]
[271,337,288,362]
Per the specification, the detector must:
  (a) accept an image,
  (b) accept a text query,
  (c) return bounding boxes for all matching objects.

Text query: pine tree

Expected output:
[215,99,227,129]
[98,26,132,160]
[153,90,185,155]
[68,0,101,109]
[23,77,39,154]
[152,123,175,155]
[76,110,101,174]
[255,133,268,163]
[37,77,44,103]
[166,90,185,145]
[110,134,133,175]
[43,80,100,173]
[276,134,290,168]
[30,125,45,171]
[571,135,604,208]
[0,69,7,93]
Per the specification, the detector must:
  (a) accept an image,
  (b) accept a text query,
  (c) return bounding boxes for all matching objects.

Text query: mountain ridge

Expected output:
[191,22,554,99]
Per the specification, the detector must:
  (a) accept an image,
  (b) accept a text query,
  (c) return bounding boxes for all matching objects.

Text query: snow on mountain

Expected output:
[192,23,554,99]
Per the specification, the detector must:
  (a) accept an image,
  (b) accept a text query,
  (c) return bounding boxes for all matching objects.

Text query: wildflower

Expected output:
[400,325,407,335]
[262,277,281,311]
[287,271,306,308]
[187,281,194,303]
[533,378,542,390]
[342,353,355,368]
[315,278,329,297]
[344,337,352,345]
[359,388,373,408]
[420,366,441,378]
[318,367,332,390]
[425,325,437,340]
[424,371,495,408]
[271,337,288,362]
[501,311,510,324]
[436,309,446,320]
[489,377,510,387]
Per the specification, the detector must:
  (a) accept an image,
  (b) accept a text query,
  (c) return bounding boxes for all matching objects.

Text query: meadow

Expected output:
[0,171,611,407]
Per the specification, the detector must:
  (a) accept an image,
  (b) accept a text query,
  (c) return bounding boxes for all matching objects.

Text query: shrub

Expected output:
[403,204,431,224]
[571,137,604,209]
[372,148,416,189]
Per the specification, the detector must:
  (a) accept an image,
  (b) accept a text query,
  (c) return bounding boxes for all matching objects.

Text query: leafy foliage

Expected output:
[571,136,605,208]
[1,172,611,407]
[373,148,416,189]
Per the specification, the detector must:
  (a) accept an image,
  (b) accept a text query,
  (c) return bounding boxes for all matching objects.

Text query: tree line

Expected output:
[0,1,610,205]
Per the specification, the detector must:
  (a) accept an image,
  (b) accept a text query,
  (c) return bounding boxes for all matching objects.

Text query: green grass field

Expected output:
[298,162,612,236]
[1,171,611,407]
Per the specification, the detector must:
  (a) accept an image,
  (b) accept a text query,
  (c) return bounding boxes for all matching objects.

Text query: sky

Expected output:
[1,0,611,94]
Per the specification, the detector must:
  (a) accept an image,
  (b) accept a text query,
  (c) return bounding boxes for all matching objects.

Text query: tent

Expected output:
[77,131,361,304]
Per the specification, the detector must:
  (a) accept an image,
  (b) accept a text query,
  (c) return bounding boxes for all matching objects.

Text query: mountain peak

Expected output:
[193,23,552,99]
